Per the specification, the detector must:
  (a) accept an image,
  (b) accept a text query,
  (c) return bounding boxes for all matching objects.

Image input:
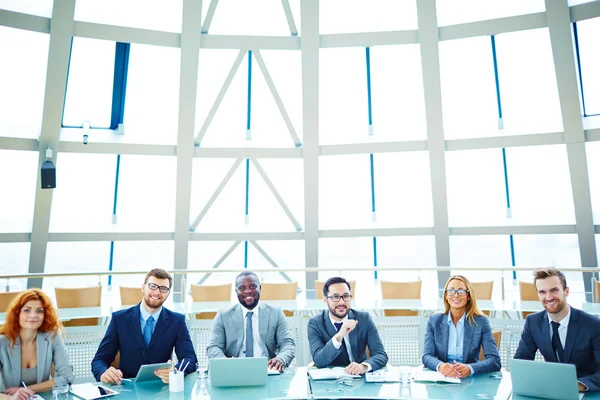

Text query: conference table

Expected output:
[36,367,516,400]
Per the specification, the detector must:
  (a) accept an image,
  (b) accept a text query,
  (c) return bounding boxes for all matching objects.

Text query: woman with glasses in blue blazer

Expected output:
[422,275,501,378]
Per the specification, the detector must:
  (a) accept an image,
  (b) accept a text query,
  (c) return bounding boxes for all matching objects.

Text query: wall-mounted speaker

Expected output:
[41,160,56,189]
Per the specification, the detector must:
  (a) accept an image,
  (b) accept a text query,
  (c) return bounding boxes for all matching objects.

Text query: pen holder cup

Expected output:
[169,371,185,392]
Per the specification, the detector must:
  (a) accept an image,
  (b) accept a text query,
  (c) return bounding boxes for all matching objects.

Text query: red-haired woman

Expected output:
[0,289,73,400]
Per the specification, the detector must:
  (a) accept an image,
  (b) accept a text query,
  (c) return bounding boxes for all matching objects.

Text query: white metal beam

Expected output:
[546,0,598,300]
[320,227,434,238]
[320,30,419,48]
[189,232,303,241]
[195,50,245,145]
[450,225,577,235]
[320,141,428,155]
[27,0,75,289]
[250,158,302,231]
[253,50,301,146]
[190,158,243,230]
[281,0,298,36]
[0,137,39,152]
[74,21,180,48]
[173,0,203,300]
[48,232,173,241]
[0,233,31,243]
[0,9,49,33]
[439,12,548,41]
[417,0,451,290]
[301,0,320,297]
[201,0,219,33]
[445,132,565,151]
[195,147,302,158]
[570,1,600,22]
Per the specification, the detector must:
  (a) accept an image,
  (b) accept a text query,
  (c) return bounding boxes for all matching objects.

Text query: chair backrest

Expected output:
[119,286,142,306]
[0,291,21,313]
[595,281,600,304]
[480,330,502,361]
[471,281,494,317]
[260,282,298,317]
[380,280,422,317]
[55,286,102,326]
[190,283,232,320]
[519,281,538,318]
[314,280,357,300]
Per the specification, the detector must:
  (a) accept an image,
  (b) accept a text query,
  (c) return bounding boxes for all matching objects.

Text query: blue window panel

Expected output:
[586,142,600,225]
[576,17,600,115]
[0,27,49,138]
[0,150,39,233]
[63,37,115,128]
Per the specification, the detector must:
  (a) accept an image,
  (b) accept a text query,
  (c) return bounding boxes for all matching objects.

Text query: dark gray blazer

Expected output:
[307,309,388,371]
[0,331,73,391]
[515,307,600,392]
[206,302,296,366]
[422,313,501,375]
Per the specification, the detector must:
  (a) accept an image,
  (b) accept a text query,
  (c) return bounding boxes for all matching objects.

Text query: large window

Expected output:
[577,17,600,115]
[0,150,38,233]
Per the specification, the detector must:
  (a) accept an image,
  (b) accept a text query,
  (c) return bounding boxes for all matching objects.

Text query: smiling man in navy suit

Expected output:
[91,269,197,384]
[514,267,600,392]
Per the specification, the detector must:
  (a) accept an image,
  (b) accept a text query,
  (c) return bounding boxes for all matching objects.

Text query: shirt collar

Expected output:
[547,305,571,328]
[329,313,348,327]
[447,312,466,326]
[140,303,162,322]
[242,304,259,318]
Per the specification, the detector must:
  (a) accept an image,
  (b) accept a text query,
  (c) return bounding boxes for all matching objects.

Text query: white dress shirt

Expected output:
[329,314,372,371]
[238,305,267,359]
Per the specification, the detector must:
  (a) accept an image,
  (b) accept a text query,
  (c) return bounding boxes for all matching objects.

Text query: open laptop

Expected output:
[509,359,580,400]
[209,357,268,387]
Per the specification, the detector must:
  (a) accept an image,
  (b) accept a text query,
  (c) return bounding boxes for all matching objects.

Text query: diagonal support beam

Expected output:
[190,158,243,230]
[195,50,246,145]
[197,240,241,284]
[250,158,302,231]
[281,0,298,36]
[201,0,219,33]
[253,50,302,146]
[249,240,293,282]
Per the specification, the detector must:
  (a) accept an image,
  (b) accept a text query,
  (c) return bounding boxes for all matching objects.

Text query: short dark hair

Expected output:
[235,271,260,289]
[323,277,351,297]
[144,268,172,289]
[533,267,567,290]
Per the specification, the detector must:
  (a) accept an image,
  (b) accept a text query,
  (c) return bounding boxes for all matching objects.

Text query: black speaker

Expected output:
[41,160,56,189]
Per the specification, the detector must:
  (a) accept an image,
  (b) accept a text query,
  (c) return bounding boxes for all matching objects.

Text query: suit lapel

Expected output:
[258,303,269,345]
[230,304,244,356]
[11,338,21,385]
[348,310,358,361]
[130,306,146,349]
[149,309,170,348]
[36,332,49,383]
[462,318,474,363]
[440,314,449,361]
[563,308,579,363]
[538,311,557,361]
[323,311,337,339]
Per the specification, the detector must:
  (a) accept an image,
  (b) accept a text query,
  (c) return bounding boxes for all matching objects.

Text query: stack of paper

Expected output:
[308,367,361,380]
[413,370,461,384]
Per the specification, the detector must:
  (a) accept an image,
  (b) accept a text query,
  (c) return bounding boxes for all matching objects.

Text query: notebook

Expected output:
[412,370,461,384]
[308,367,362,380]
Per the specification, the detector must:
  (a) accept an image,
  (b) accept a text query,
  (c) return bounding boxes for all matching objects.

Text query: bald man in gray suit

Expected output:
[206,272,295,370]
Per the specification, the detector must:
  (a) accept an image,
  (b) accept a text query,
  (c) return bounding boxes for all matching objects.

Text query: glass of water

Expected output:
[52,384,69,400]
[196,362,207,380]
[399,366,412,384]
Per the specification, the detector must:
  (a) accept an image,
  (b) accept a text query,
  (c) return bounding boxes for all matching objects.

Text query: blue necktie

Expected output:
[245,312,254,357]
[143,316,155,347]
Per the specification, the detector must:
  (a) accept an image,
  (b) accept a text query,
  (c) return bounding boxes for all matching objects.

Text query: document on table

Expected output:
[413,370,461,384]
[308,367,361,380]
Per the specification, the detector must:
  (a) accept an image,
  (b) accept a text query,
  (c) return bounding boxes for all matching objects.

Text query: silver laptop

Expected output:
[209,357,268,387]
[510,359,580,400]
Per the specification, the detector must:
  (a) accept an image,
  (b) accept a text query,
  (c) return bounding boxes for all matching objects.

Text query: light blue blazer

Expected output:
[0,331,74,390]
[422,313,501,375]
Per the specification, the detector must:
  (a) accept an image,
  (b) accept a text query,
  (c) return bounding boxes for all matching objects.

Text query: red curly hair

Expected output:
[0,289,62,347]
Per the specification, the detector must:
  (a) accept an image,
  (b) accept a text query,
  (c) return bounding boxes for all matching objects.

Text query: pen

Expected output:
[180,360,191,374]
[306,371,313,397]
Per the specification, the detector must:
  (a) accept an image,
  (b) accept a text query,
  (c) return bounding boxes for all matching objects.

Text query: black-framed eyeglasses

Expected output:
[326,294,353,302]
[146,282,170,294]
[445,289,469,297]
[237,284,258,292]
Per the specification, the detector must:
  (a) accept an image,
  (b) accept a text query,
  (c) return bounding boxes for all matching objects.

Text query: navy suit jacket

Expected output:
[422,313,501,375]
[307,309,388,371]
[514,307,600,391]
[91,304,197,381]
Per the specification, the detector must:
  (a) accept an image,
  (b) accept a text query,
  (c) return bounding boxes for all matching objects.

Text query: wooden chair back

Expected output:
[55,286,102,326]
[0,291,21,313]
[260,282,298,317]
[119,286,142,306]
[380,280,422,316]
[479,330,502,361]
[470,281,494,316]
[519,281,538,319]
[190,283,232,320]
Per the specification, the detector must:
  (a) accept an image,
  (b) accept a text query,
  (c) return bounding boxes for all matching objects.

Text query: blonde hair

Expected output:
[442,275,485,325]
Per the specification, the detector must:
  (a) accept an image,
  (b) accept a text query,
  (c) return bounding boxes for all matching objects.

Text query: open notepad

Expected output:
[413,370,461,384]
[308,367,362,380]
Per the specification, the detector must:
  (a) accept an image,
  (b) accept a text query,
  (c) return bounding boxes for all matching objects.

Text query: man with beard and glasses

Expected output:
[307,277,388,374]
[514,267,600,392]
[206,271,296,371]
[91,269,197,384]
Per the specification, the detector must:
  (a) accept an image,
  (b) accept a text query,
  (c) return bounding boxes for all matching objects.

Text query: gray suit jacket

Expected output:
[206,303,296,366]
[308,309,388,371]
[0,331,74,390]
[422,313,501,375]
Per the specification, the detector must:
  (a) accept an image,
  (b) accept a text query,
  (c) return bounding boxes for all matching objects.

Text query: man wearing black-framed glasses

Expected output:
[308,277,388,374]
[92,269,197,385]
